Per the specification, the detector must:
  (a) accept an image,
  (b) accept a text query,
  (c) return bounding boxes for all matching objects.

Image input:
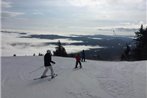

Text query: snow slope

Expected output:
[1,56,146,98]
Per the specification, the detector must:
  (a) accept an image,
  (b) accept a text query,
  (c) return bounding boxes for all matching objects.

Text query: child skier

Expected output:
[74,53,82,69]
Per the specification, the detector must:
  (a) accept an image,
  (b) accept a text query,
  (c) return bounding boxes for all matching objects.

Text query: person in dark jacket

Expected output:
[81,50,86,62]
[41,50,56,78]
[74,53,82,69]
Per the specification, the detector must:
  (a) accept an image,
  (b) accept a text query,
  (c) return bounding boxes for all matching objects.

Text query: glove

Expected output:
[53,62,56,64]
[51,61,56,64]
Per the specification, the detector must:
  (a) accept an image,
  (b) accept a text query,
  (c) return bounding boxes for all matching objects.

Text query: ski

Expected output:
[33,75,51,80]
[73,67,82,71]
[33,74,57,80]
[48,74,58,81]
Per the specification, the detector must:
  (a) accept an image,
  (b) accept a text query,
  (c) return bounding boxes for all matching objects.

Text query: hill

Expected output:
[1,56,146,98]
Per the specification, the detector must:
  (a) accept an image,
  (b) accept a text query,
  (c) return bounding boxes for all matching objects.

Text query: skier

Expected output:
[81,50,86,62]
[74,53,82,69]
[41,50,56,79]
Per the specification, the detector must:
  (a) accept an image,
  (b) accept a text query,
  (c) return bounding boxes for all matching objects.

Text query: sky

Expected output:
[1,0,147,34]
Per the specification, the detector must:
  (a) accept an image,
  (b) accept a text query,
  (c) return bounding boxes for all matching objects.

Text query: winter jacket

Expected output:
[44,53,55,67]
[75,55,81,62]
[82,50,85,58]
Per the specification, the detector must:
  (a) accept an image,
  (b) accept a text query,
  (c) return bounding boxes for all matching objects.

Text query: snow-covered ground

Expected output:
[1,56,146,98]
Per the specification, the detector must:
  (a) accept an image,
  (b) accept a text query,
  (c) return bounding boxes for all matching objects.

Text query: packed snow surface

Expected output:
[1,56,146,98]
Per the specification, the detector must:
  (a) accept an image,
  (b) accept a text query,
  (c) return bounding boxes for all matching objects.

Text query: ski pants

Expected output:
[75,61,82,68]
[42,66,54,76]
[81,57,85,62]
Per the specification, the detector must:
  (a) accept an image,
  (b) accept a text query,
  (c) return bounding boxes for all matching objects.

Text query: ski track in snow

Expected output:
[1,56,146,98]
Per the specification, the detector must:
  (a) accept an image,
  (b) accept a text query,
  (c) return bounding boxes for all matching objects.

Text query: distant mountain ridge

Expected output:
[2,30,134,60]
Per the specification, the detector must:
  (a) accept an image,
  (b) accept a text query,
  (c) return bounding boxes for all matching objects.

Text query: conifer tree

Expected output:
[53,40,67,57]
[133,25,147,60]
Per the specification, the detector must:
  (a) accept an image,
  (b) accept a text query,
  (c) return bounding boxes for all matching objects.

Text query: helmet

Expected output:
[47,50,51,53]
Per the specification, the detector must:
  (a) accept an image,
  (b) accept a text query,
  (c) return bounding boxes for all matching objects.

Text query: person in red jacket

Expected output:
[75,53,82,69]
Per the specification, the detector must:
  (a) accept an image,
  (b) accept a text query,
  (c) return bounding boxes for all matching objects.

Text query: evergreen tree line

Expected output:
[133,25,147,60]
[121,25,147,60]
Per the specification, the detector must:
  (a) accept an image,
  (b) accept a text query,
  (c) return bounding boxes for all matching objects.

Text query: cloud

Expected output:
[2,0,146,34]
[68,0,102,7]
[2,1,25,18]
[68,0,145,10]
[2,1,12,8]
[32,10,44,15]
[2,11,24,17]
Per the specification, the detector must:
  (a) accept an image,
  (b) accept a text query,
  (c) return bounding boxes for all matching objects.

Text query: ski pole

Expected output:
[29,66,44,74]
